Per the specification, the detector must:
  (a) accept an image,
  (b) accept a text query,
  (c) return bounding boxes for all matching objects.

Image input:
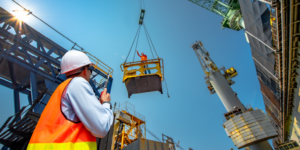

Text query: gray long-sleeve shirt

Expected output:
[61,77,113,138]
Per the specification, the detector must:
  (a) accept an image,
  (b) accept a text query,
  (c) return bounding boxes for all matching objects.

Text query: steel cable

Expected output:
[143,25,155,59]
[125,26,141,63]
[133,26,142,62]
[143,23,159,58]
[164,77,170,98]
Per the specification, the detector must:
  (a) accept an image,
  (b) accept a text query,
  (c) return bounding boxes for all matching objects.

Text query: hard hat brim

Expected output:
[61,62,94,74]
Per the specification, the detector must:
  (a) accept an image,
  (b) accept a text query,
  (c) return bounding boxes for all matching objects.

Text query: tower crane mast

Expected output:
[191,41,278,150]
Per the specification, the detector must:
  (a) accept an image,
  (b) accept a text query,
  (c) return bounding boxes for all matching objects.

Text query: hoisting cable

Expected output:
[143,23,159,58]
[124,26,141,63]
[164,77,170,98]
[133,26,142,62]
[12,0,85,50]
[143,24,170,97]
[140,0,145,10]
[143,25,155,59]
[143,0,146,9]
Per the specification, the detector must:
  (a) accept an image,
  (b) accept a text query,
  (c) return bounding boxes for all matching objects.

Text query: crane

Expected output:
[188,0,244,31]
[191,41,278,149]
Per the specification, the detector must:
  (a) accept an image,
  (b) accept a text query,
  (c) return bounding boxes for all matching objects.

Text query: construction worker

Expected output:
[27,50,114,150]
[137,50,150,74]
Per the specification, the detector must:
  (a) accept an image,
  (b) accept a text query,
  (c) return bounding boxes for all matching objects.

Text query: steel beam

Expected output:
[7,61,17,88]
[0,78,30,95]
[0,28,61,66]
[17,75,29,89]
[0,51,63,82]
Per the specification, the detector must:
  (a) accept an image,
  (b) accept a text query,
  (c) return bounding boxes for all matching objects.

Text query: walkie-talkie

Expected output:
[101,72,112,110]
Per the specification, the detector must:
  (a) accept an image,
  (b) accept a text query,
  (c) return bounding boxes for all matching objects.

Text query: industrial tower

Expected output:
[191,41,278,149]
[188,0,244,31]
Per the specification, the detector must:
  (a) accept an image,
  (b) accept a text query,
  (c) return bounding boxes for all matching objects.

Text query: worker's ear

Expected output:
[83,67,87,76]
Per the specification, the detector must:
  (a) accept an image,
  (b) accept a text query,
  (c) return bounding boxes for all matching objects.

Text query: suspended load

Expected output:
[120,58,164,98]
[121,6,167,98]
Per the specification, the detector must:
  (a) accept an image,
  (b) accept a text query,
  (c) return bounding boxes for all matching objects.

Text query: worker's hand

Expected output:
[100,88,111,103]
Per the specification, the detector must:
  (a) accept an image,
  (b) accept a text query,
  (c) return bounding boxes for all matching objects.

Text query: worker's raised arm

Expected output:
[137,51,141,57]
[64,77,113,138]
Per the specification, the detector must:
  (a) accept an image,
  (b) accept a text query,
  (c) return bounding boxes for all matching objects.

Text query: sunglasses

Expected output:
[87,66,94,74]
[81,66,93,74]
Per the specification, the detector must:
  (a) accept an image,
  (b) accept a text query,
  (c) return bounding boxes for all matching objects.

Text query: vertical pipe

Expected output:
[121,128,124,149]
[30,72,37,102]
[13,90,20,121]
[28,94,32,105]
[281,0,286,141]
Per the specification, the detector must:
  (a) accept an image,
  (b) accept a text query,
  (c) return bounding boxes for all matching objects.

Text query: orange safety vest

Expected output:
[141,55,147,61]
[27,78,97,150]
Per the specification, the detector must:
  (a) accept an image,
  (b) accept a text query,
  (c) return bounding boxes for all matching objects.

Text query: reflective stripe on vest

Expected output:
[27,78,96,150]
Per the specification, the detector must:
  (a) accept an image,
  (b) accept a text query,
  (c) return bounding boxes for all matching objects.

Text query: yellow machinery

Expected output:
[120,58,164,98]
[112,102,146,149]
[225,67,238,79]
[205,67,238,94]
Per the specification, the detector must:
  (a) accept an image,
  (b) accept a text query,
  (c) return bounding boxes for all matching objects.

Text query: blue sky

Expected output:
[0,0,269,149]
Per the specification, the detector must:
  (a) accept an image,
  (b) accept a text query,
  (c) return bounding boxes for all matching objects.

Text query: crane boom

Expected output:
[191,40,277,149]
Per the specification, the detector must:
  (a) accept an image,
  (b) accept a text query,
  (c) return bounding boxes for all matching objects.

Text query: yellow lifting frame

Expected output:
[120,58,164,82]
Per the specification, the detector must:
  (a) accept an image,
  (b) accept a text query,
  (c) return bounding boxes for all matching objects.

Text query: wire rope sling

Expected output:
[120,3,167,98]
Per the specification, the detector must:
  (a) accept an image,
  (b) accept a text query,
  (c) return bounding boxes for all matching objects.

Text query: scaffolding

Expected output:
[113,102,146,150]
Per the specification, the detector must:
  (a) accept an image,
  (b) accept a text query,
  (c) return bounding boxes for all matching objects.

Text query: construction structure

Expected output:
[112,101,178,150]
[189,0,300,148]
[191,40,278,149]
[0,7,114,149]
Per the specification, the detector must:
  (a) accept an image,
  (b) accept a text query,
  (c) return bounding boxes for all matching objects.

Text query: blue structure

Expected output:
[0,7,113,149]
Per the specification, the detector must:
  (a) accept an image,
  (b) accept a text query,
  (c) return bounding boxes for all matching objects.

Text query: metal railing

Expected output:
[118,101,145,122]
[83,51,113,77]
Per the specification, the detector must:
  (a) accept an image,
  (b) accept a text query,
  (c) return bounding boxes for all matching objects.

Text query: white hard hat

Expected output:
[60,50,94,74]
